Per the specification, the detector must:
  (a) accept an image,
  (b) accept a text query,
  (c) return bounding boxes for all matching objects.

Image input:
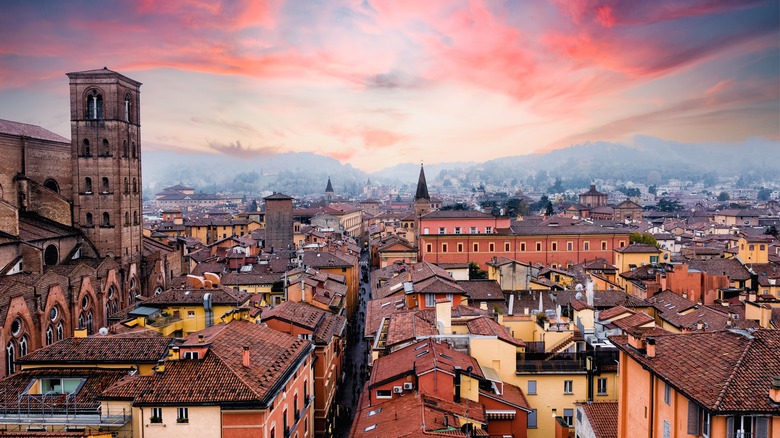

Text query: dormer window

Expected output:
[182,351,199,360]
[86,90,103,120]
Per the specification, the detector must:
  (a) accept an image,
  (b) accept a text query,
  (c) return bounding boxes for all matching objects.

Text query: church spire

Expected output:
[414,163,429,201]
[325,177,334,194]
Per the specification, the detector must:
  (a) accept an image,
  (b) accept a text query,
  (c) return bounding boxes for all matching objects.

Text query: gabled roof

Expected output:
[577,401,618,438]
[262,300,346,344]
[18,336,172,365]
[142,285,250,306]
[612,329,780,413]
[101,320,312,406]
[0,118,69,143]
[456,280,503,302]
[370,338,483,387]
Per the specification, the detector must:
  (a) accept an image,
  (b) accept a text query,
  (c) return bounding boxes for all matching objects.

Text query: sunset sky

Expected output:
[0,0,777,172]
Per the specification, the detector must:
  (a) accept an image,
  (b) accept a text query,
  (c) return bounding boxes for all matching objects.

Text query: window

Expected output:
[469,227,477,234]
[438,227,446,234]
[134,211,139,225]
[489,243,495,252]
[597,378,607,395]
[601,241,607,250]
[183,351,199,360]
[584,241,590,251]
[552,242,558,251]
[124,94,132,122]
[520,242,526,251]
[124,178,129,194]
[760,244,766,251]
[45,326,53,345]
[650,256,659,263]
[87,91,103,119]
[132,178,137,193]
[504,242,510,252]
[702,412,711,438]
[425,294,436,307]
[85,213,93,226]
[527,380,537,395]
[485,227,493,234]
[151,407,163,423]
[528,409,537,428]
[32,377,84,395]
[82,139,91,156]
[177,407,188,423]
[473,243,479,252]
[101,177,109,193]
[663,419,670,438]
[454,227,461,234]
[123,140,128,157]
[101,139,109,156]
[43,179,59,193]
[536,242,542,252]
[124,212,130,226]
[563,380,573,394]
[6,342,14,374]
[426,243,432,253]
[664,382,671,404]
[423,227,429,234]
[56,322,63,341]
[102,212,110,226]
[442,243,448,253]
[563,408,573,426]
[619,240,626,248]
[567,241,573,251]
[687,400,700,435]
[44,244,58,266]
[132,142,137,158]
[457,243,463,252]
[376,389,392,399]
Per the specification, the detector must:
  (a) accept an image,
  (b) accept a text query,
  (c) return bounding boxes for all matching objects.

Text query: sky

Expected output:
[0,0,778,173]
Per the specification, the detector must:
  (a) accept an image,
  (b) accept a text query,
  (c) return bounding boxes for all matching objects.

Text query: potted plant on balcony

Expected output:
[150,416,162,424]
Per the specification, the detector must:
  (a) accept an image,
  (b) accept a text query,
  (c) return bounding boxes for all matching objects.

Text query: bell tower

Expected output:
[67,67,143,270]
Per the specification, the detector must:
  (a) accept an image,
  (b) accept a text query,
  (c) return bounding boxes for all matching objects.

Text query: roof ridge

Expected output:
[711,334,753,411]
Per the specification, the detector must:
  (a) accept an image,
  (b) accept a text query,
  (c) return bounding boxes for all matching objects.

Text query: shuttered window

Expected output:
[755,417,769,438]
[687,400,700,435]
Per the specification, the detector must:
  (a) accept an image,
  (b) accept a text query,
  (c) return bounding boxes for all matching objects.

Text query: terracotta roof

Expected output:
[465,317,524,347]
[612,312,654,332]
[370,338,483,386]
[456,280,504,302]
[597,306,634,321]
[570,299,593,311]
[385,311,438,347]
[18,336,172,364]
[612,329,780,413]
[421,210,494,219]
[686,259,751,281]
[0,118,69,143]
[577,401,618,438]
[262,300,346,344]
[479,381,531,411]
[364,296,408,338]
[102,320,312,406]
[351,392,484,437]
[143,285,250,306]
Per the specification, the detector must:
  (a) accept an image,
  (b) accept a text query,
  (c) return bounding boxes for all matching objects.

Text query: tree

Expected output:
[718,191,730,202]
[765,225,778,238]
[545,201,554,216]
[532,195,550,211]
[655,198,683,212]
[550,177,564,193]
[630,232,659,247]
[758,187,772,201]
[248,199,258,212]
[468,262,487,280]
[441,202,471,211]
[505,198,529,217]
[648,185,657,195]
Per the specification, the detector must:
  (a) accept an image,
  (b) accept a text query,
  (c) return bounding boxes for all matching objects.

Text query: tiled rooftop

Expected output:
[19,336,172,364]
[577,401,618,438]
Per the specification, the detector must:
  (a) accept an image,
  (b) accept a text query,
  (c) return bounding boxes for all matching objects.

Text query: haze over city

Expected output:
[1,0,778,172]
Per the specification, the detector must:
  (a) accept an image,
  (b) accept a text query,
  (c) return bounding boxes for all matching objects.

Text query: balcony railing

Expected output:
[517,350,619,374]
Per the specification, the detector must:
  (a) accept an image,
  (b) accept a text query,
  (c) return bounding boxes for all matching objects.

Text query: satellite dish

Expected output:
[98,327,109,336]
[575,292,583,300]
[575,284,583,291]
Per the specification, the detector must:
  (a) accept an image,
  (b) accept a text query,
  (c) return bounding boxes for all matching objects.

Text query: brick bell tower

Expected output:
[67,68,143,273]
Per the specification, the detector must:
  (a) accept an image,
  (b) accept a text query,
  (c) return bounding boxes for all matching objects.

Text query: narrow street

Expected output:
[333,250,371,437]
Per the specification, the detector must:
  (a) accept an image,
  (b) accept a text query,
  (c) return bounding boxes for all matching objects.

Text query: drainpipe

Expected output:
[648,375,655,438]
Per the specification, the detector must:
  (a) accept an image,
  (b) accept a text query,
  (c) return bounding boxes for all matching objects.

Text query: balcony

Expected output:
[517,350,619,374]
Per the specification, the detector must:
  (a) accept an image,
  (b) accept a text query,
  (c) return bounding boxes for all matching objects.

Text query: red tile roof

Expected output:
[465,317,525,347]
[18,336,172,365]
[612,329,780,413]
[261,300,346,344]
[577,401,618,438]
[370,338,483,387]
[102,320,313,407]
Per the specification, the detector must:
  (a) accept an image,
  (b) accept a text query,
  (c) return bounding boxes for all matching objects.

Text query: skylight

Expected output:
[364,425,377,431]
[367,408,382,417]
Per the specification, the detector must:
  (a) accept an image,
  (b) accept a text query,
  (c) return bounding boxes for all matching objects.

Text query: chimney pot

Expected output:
[646,337,656,358]
[198,334,205,343]
[771,376,780,403]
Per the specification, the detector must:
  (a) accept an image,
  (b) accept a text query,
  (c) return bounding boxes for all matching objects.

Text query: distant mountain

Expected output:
[142,136,779,197]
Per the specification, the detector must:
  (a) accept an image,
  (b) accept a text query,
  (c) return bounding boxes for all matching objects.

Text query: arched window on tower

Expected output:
[124,94,132,122]
[133,211,139,225]
[101,177,109,193]
[6,342,15,375]
[132,142,137,159]
[43,179,59,193]
[124,212,130,226]
[102,212,110,227]
[87,91,103,120]
[44,244,58,266]
[84,177,92,194]
[123,140,128,158]
[124,178,129,194]
[85,212,93,226]
[101,139,110,156]
[132,178,137,193]
[82,139,91,156]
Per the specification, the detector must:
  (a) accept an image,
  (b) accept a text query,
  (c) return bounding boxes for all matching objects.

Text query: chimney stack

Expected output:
[646,337,656,358]
[198,334,205,343]
[243,345,250,367]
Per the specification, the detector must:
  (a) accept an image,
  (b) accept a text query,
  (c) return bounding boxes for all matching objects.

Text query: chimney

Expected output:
[74,327,88,338]
[198,334,205,343]
[155,359,166,374]
[453,366,462,403]
[243,345,250,367]
[770,376,780,403]
[435,298,452,335]
[169,346,180,361]
[696,320,704,331]
[646,337,656,358]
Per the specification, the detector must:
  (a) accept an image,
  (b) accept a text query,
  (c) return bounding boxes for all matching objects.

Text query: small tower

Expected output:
[68,67,143,270]
[413,163,431,219]
[325,177,334,205]
[264,193,294,252]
